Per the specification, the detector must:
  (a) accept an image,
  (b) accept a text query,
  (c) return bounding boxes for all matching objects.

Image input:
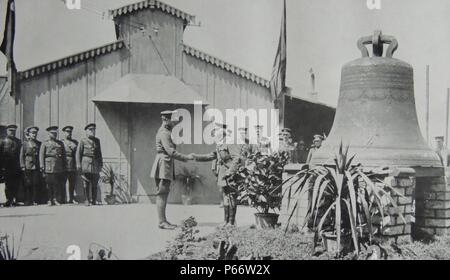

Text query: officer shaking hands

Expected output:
[191,123,242,227]
[150,110,194,230]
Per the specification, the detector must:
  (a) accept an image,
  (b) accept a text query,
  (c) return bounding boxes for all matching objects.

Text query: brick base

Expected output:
[375,168,415,241]
[415,175,450,236]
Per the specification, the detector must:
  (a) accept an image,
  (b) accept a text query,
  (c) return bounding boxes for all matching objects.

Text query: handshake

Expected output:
[185,153,197,161]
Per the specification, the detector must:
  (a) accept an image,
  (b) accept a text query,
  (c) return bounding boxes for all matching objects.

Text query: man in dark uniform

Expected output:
[150,110,194,230]
[62,126,79,204]
[40,126,67,206]
[20,126,41,206]
[0,125,22,207]
[193,123,242,227]
[76,123,103,206]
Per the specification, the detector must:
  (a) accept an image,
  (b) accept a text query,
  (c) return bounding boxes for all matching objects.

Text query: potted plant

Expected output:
[100,164,124,205]
[228,151,289,229]
[114,177,135,204]
[280,143,406,256]
[175,167,203,205]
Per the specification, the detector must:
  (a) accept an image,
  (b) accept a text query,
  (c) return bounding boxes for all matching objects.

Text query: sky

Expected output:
[1,0,450,143]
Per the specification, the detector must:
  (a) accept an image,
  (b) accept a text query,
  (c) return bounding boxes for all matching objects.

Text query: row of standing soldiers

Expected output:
[0,123,103,207]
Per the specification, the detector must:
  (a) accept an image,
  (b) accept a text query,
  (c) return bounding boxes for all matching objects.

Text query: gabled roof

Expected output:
[182,44,270,89]
[109,0,195,23]
[19,41,125,80]
[92,74,209,105]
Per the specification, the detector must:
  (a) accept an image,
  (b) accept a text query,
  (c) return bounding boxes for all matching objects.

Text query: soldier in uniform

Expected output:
[20,127,41,206]
[435,136,450,167]
[150,110,194,230]
[40,126,67,206]
[237,127,253,164]
[0,125,22,207]
[192,123,242,227]
[253,125,272,155]
[306,134,324,164]
[62,126,79,204]
[76,123,103,206]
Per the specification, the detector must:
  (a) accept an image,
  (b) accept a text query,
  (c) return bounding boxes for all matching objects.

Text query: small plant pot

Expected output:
[321,232,353,254]
[105,194,116,205]
[181,194,193,206]
[254,213,279,229]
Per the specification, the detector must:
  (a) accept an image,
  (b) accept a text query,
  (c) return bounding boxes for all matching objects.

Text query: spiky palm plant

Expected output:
[280,142,406,255]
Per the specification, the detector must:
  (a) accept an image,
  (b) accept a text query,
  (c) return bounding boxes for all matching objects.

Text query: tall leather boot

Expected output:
[229,205,237,226]
[229,196,237,226]
[223,205,230,226]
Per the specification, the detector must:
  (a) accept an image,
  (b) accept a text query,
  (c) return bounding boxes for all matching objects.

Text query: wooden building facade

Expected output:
[0,0,334,204]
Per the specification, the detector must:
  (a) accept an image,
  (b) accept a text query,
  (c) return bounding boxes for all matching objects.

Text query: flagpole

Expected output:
[271,0,287,130]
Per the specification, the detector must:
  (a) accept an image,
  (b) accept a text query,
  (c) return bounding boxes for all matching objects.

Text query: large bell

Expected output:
[311,31,441,168]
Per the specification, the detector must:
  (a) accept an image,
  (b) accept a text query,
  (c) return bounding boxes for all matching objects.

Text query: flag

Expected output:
[270,0,287,103]
[0,0,16,96]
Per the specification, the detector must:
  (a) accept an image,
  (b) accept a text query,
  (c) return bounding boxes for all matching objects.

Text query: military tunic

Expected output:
[62,139,79,172]
[63,138,79,203]
[193,143,242,188]
[150,124,190,181]
[20,139,41,171]
[239,139,254,167]
[20,139,42,204]
[193,142,242,225]
[40,139,67,204]
[76,136,103,205]
[39,139,66,174]
[76,137,103,174]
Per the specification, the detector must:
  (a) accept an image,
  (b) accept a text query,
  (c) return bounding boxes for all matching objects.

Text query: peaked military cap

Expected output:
[160,110,178,117]
[27,126,39,133]
[84,123,96,130]
[313,134,324,141]
[62,126,74,132]
[6,124,17,130]
[435,136,445,141]
[46,126,59,132]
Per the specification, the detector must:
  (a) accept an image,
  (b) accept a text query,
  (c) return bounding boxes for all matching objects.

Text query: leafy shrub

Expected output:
[228,152,289,214]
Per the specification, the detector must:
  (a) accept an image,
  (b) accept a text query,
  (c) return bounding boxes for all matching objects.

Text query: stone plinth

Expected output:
[377,168,415,241]
[415,169,450,236]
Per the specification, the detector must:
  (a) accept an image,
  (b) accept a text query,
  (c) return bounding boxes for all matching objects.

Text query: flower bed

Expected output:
[148,223,450,260]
